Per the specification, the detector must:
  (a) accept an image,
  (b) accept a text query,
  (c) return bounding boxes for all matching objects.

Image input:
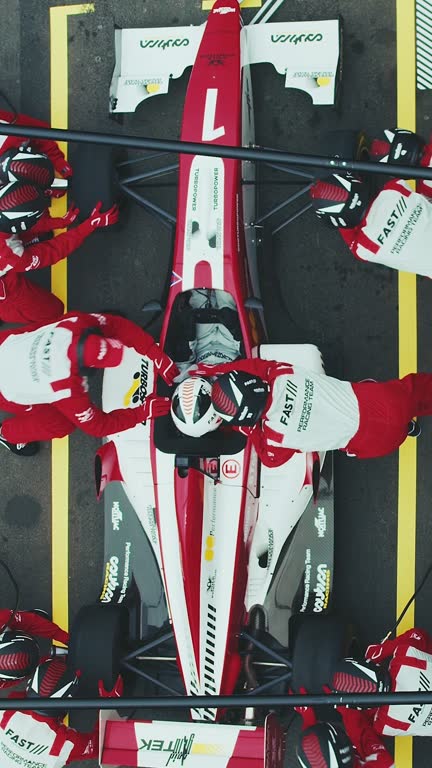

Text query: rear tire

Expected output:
[323,130,370,162]
[67,603,128,696]
[289,613,356,693]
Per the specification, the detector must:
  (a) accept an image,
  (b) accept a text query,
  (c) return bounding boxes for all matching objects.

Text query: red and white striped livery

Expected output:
[99,2,340,764]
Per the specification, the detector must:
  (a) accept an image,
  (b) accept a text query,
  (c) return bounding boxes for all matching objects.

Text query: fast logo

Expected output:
[5,729,48,755]
[280,379,298,426]
[377,196,408,244]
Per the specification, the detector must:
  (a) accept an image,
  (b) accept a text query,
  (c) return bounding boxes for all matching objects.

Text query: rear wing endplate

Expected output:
[243,19,341,105]
[110,26,204,113]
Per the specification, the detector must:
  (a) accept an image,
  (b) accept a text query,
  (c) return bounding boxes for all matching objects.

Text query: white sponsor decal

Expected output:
[202,88,225,142]
[314,507,327,538]
[120,541,132,601]
[111,501,123,531]
[75,406,95,424]
[25,255,40,271]
[214,5,235,12]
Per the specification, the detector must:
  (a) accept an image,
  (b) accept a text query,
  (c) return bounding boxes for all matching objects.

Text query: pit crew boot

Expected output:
[0,430,39,456]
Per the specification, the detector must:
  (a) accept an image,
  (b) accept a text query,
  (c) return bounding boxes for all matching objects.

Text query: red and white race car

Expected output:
[71,2,344,766]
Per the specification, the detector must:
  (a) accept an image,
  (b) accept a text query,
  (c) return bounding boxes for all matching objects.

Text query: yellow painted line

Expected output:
[395,0,416,766]
[203,0,261,9]
[49,3,95,636]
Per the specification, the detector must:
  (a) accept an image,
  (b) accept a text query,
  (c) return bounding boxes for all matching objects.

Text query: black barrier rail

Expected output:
[5,692,432,711]
[3,123,432,181]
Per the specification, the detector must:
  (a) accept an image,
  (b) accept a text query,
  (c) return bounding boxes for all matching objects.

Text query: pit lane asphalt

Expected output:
[1,1,432,767]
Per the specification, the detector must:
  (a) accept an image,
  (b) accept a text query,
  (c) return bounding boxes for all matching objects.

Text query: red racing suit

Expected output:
[0,611,69,690]
[194,359,432,466]
[297,704,394,768]
[365,628,432,737]
[0,111,70,177]
[339,141,432,276]
[0,311,174,443]
[0,212,100,324]
[0,697,97,768]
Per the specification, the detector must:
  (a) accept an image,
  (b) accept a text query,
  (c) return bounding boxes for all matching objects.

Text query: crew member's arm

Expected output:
[86,312,179,384]
[5,610,69,645]
[0,203,118,273]
[194,358,294,382]
[366,627,432,661]
[23,205,80,237]
[338,708,394,768]
[54,391,170,438]
[239,424,297,468]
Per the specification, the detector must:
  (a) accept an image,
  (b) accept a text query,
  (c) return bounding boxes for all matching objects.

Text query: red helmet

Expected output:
[0,181,49,233]
[310,173,370,229]
[211,370,269,426]
[297,722,354,768]
[0,146,55,189]
[0,629,40,681]
[370,128,425,166]
[27,658,79,719]
[331,658,390,694]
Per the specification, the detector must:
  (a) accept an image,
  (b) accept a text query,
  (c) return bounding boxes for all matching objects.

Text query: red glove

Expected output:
[88,201,119,229]
[98,674,124,698]
[147,343,179,385]
[138,395,171,421]
[61,204,80,226]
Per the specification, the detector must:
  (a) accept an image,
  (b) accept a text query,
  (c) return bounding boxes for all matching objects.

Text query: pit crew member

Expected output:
[309,128,432,277]
[0,658,122,768]
[170,359,429,466]
[0,109,72,180]
[0,180,118,323]
[330,627,432,738]
[0,609,69,689]
[0,311,177,456]
[295,702,394,768]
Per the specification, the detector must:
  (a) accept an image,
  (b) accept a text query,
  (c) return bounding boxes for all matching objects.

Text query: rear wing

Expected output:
[99,713,285,768]
[110,18,341,113]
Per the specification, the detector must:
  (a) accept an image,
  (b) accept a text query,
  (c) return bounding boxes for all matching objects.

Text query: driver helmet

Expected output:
[171,376,222,437]
[0,629,40,681]
[0,180,49,234]
[0,145,55,189]
[27,658,79,719]
[297,722,354,768]
[309,173,370,228]
[331,658,391,694]
[370,128,425,166]
[211,370,269,426]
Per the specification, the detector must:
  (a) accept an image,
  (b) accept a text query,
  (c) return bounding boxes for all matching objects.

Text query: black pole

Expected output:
[3,123,432,181]
[5,691,432,711]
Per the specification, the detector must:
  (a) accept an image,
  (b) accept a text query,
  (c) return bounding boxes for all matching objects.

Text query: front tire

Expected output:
[289,613,357,693]
[67,603,128,696]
